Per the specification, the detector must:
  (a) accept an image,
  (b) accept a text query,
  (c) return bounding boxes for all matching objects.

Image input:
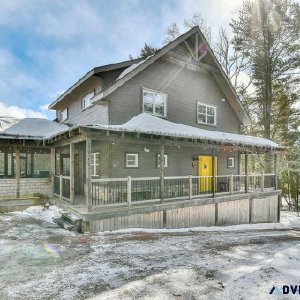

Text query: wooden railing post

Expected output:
[261,172,265,191]
[59,175,63,200]
[245,153,249,193]
[212,149,216,198]
[15,146,20,198]
[230,174,234,195]
[127,176,132,206]
[189,175,192,199]
[50,147,55,196]
[86,138,92,212]
[274,153,278,190]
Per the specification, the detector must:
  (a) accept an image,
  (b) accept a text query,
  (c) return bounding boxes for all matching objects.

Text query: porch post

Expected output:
[86,138,92,212]
[274,153,278,190]
[50,147,55,195]
[15,146,20,198]
[70,143,75,204]
[212,149,216,198]
[160,136,165,203]
[245,152,249,193]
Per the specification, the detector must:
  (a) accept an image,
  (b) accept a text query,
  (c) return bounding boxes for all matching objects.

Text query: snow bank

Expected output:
[11,205,62,224]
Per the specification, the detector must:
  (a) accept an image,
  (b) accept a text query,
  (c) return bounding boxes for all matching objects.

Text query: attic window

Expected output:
[82,91,95,109]
[61,108,68,122]
[143,88,167,117]
[197,102,216,125]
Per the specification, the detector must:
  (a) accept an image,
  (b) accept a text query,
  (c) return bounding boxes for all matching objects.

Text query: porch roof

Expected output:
[0,117,69,140]
[83,113,283,151]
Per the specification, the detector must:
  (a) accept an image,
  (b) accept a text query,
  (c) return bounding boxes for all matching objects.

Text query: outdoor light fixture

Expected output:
[144,147,149,152]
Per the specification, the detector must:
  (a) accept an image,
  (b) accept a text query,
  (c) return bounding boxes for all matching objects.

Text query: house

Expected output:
[0,26,283,231]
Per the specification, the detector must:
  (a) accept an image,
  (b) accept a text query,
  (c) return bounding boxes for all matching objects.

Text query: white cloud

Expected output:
[0,101,46,118]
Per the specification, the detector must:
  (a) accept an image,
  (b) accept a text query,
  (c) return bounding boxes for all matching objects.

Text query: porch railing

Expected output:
[54,175,71,201]
[91,173,276,207]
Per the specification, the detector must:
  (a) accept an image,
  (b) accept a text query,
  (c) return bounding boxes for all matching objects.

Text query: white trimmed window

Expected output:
[228,157,235,168]
[91,152,100,176]
[143,88,167,117]
[82,91,95,109]
[61,108,68,122]
[126,153,139,168]
[197,102,216,125]
[157,154,168,168]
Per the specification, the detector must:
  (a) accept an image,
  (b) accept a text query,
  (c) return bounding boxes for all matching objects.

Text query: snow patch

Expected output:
[11,205,63,224]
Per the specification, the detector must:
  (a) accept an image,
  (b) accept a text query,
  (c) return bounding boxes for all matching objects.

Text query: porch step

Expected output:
[53,211,82,232]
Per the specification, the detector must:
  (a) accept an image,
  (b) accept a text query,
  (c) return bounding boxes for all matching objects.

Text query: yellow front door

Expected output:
[198,156,218,192]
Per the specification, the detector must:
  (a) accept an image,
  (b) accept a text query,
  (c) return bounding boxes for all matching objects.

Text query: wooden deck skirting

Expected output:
[53,189,281,232]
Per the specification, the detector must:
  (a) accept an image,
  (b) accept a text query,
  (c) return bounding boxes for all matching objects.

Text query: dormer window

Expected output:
[60,108,68,122]
[82,91,95,110]
[197,102,216,125]
[143,88,167,117]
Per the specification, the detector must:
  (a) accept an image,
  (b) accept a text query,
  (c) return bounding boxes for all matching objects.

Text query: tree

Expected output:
[231,0,300,141]
[164,13,212,44]
[129,43,158,59]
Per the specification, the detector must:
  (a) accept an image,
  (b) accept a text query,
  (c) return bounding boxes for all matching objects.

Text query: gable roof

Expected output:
[48,57,144,110]
[92,26,251,126]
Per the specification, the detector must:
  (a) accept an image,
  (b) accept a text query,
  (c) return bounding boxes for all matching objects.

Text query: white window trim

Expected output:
[61,108,68,122]
[142,87,167,117]
[228,157,235,168]
[157,154,168,168]
[82,90,95,110]
[91,152,100,176]
[197,102,217,126]
[126,153,139,168]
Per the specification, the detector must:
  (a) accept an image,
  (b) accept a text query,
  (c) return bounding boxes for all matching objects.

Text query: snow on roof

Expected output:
[117,55,154,81]
[90,113,281,149]
[0,117,69,139]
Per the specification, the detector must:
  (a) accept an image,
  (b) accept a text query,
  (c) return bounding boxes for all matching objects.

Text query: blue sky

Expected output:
[0,0,245,119]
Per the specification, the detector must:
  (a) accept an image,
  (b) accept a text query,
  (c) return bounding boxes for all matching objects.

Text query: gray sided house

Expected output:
[0,27,284,231]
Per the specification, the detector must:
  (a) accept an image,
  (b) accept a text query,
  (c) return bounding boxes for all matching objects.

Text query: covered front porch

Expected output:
[47,119,281,217]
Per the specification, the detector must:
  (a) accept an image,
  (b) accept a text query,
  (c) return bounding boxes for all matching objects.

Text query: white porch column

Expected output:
[86,138,92,212]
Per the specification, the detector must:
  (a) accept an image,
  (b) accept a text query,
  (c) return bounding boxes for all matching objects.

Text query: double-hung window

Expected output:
[157,154,168,168]
[91,152,100,177]
[82,91,95,110]
[125,153,139,168]
[143,88,167,117]
[197,102,216,125]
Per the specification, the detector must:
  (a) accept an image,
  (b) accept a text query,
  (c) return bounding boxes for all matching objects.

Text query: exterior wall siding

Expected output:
[91,142,240,178]
[56,76,109,125]
[0,178,52,198]
[109,58,241,133]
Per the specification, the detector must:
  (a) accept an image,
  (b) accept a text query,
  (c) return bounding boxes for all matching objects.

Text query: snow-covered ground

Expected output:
[1,206,300,300]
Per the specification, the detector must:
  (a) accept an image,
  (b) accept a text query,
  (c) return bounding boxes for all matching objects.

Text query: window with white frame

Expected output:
[60,108,68,122]
[82,91,95,109]
[157,154,168,168]
[125,153,139,168]
[143,88,167,117]
[227,156,235,168]
[91,152,100,176]
[197,102,216,125]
